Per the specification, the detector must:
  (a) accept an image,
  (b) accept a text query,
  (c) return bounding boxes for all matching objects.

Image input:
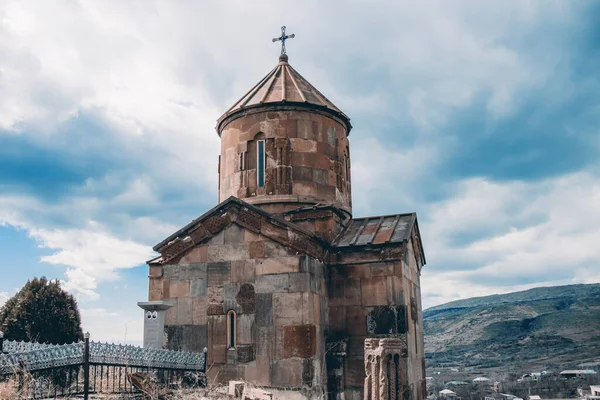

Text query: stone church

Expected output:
[138,43,426,399]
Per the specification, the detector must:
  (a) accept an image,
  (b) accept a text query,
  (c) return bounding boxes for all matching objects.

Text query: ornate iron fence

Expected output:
[0,332,207,399]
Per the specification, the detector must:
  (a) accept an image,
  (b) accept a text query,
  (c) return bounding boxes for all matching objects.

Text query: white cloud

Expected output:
[421,170,600,307]
[30,224,154,299]
[80,307,142,345]
[0,0,597,313]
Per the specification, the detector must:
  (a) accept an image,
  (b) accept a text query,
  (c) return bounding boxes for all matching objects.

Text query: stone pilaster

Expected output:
[364,338,406,400]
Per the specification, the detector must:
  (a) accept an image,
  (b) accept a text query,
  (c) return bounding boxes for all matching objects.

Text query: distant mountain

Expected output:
[424,283,600,369]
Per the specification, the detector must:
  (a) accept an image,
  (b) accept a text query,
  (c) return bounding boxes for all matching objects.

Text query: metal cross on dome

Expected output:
[272,26,295,55]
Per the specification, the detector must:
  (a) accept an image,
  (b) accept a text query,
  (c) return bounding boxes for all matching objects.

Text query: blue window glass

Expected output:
[257,140,265,188]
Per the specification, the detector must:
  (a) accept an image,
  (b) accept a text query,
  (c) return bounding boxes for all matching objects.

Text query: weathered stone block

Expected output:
[162,280,171,298]
[255,256,299,275]
[302,359,315,388]
[328,279,344,307]
[183,325,207,352]
[290,138,317,152]
[209,315,227,346]
[164,298,176,325]
[236,283,256,314]
[176,297,192,325]
[288,272,310,292]
[223,282,238,311]
[208,244,249,262]
[345,306,366,335]
[190,278,207,297]
[227,348,237,365]
[192,296,207,325]
[211,344,227,365]
[361,276,388,306]
[224,224,245,244]
[210,230,225,245]
[255,274,289,293]
[344,278,361,305]
[345,358,365,387]
[329,307,346,332]
[346,265,371,280]
[237,344,255,363]
[255,293,273,327]
[273,293,304,325]
[264,240,289,257]
[244,229,261,242]
[256,326,275,357]
[207,262,231,286]
[270,359,303,388]
[180,245,208,263]
[149,277,162,292]
[283,325,316,358]
[164,325,183,351]
[149,289,161,301]
[170,278,192,298]
[249,241,265,259]
[313,168,329,185]
[149,266,162,278]
[207,303,224,315]
[182,262,208,280]
[231,260,255,283]
[313,294,321,324]
[244,354,271,386]
[237,313,254,345]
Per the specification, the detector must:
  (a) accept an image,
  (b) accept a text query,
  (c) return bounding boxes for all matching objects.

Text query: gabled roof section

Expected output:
[151,196,329,265]
[333,213,426,265]
[216,54,351,133]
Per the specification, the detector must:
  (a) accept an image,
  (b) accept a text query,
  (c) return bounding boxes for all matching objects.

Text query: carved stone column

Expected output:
[364,338,405,400]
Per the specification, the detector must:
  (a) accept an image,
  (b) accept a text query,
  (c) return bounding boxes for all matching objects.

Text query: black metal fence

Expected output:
[0,332,207,399]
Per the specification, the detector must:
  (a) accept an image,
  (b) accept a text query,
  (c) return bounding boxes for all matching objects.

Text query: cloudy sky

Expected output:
[1,0,599,345]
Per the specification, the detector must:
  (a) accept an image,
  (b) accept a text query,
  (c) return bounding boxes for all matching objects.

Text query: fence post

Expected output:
[83,332,90,400]
[203,347,208,372]
[0,330,4,353]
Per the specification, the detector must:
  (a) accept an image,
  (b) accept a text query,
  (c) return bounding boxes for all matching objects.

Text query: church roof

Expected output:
[333,213,426,265]
[216,54,351,133]
[334,214,416,247]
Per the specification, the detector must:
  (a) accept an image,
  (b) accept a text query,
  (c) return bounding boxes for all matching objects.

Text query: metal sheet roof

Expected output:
[333,213,416,248]
[217,54,350,132]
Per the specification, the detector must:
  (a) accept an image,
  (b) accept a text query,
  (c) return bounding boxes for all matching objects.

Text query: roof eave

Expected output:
[215,101,352,136]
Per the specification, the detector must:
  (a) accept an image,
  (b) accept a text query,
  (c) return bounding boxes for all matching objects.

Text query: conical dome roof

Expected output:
[217,54,351,133]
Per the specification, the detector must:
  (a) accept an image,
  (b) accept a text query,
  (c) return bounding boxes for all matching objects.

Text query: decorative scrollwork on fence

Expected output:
[0,342,85,375]
[3,339,67,354]
[89,342,206,370]
[0,340,206,375]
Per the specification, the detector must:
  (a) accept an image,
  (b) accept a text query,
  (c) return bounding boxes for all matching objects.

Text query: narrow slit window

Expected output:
[257,140,265,188]
[239,152,245,171]
[227,310,236,349]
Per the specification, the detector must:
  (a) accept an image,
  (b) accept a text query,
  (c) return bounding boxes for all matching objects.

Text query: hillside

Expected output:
[424,283,600,369]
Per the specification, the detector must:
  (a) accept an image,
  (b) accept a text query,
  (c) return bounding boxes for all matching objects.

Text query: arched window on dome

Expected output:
[246,132,268,193]
[227,309,237,349]
[257,140,265,188]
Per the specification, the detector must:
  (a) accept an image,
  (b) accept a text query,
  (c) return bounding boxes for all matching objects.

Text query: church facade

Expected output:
[138,51,426,400]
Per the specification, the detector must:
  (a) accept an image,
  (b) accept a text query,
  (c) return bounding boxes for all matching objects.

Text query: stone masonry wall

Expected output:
[148,223,329,396]
[219,110,352,215]
[327,245,425,400]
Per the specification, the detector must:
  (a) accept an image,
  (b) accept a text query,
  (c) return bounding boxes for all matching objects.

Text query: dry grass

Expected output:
[0,372,229,400]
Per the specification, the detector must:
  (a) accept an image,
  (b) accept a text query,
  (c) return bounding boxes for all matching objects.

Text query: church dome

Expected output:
[216,53,354,220]
[216,54,351,134]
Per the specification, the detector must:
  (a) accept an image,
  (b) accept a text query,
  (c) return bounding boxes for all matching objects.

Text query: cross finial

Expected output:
[272,26,295,56]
